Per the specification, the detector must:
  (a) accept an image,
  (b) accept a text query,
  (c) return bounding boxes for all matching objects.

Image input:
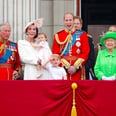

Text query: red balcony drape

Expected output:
[0,80,116,116]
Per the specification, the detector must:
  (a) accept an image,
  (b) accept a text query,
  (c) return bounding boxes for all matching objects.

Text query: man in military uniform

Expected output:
[73,16,96,80]
[52,13,90,80]
[0,23,22,80]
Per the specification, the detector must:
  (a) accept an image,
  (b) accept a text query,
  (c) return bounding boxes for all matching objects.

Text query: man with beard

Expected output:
[73,16,95,80]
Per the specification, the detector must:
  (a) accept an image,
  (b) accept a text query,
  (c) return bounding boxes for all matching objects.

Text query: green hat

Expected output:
[100,31,116,46]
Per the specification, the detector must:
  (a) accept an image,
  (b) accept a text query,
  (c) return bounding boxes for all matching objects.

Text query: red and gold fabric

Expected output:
[52,29,90,80]
[0,39,22,80]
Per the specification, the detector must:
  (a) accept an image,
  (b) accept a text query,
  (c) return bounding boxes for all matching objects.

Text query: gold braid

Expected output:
[55,34,68,45]
[0,39,7,53]
[55,31,72,56]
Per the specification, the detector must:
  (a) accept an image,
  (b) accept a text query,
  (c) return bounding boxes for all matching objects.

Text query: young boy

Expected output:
[43,54,67,80]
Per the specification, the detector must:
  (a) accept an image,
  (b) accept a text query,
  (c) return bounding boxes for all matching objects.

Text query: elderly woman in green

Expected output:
[94,31,116,80]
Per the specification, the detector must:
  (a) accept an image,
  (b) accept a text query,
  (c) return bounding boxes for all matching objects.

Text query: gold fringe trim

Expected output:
[55,34,68,45]
[80,66,86,80]
[55,31,72,56]
[73,58,84,67]
[61,58,70,68]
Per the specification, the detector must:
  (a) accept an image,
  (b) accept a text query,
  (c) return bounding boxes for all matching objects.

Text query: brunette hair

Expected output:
[25,23,38,38]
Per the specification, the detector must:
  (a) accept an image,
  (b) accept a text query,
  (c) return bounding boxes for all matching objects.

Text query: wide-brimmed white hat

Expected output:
[24,18,43,33]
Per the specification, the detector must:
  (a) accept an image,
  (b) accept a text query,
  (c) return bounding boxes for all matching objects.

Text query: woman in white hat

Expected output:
[18,19,47,80]
[94,31,116,80]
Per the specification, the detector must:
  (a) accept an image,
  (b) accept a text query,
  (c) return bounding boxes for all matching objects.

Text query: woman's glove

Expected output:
[102,75,115,80]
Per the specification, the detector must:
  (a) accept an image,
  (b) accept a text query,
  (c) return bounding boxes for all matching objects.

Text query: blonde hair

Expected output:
[64,12,74,20]
[38,32,47,41]
[50,54,61,61]
[73,16,83,24]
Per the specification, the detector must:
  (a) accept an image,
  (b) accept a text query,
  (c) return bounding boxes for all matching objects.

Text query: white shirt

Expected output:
[46,64,67,80]
[37,41,52,65]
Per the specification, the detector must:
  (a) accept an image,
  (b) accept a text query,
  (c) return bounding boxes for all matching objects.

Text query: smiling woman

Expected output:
[17,19,45,80]
[94,31,116,80]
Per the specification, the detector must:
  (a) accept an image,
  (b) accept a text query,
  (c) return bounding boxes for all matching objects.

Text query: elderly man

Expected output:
[0,23,22,80]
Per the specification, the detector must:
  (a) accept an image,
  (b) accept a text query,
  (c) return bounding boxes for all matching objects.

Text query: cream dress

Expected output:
[18,39,44,80]
[36,41,52,79]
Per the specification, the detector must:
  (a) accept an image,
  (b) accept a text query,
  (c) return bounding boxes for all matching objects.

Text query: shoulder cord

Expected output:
[55,32,72,56]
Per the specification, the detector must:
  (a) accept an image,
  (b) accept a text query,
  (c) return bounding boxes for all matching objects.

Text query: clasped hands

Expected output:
[37,58,42,65]
[67,65,80,75]
[12,70,21,80]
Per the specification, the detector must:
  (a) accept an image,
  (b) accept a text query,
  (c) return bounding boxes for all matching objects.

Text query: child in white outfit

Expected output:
[31,32,52,80]
[43,54,67,80]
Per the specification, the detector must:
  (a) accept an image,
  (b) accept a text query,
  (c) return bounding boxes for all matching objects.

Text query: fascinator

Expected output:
[24,18,43,33]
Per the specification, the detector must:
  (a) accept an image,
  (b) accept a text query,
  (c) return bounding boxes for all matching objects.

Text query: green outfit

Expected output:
[94,48,116,80]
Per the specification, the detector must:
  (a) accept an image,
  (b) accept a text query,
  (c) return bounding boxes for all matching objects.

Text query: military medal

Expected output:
[76,49,81,54]
[76,41,81,47]
[10,51,15,61]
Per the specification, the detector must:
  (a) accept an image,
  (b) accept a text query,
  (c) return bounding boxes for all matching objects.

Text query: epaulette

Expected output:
[56,30,64,34]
